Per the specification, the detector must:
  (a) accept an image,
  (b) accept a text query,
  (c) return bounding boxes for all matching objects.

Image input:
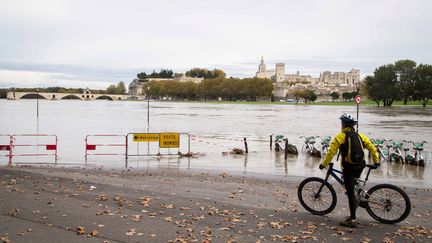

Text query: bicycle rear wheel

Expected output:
[298,177,337,215]
[365,184,411,224]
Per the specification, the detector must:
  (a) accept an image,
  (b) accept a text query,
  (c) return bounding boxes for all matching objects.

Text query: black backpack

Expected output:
[341,131,365,164]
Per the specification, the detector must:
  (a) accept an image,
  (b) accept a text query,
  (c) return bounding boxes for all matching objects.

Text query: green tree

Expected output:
[116,81,126,94]
[329,91,339,102]
[308,90,317,102]
[350,91,359,98]
[106,84,117,94]
[293,89,304,104]
[364,64,399,107]
[342,92,352,101]
[412,64,432,107]
[394,59,416,105]
[299,89,316,103]
[185,68,226,79]
[364,76,381,106]
[137,72,148,79]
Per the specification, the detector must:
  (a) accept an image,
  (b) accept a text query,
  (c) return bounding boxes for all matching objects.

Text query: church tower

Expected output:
[258,56,266,73]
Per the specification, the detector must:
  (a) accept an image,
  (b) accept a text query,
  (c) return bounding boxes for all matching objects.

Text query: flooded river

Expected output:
[1,99,431,187]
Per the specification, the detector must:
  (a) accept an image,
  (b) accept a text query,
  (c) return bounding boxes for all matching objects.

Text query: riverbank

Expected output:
[1,165,431,242]
[167,99,429,107]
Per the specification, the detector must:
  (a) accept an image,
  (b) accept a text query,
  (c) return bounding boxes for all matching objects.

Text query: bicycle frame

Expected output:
[319,163,373,193]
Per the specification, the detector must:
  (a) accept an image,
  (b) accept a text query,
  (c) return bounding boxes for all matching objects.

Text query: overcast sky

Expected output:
[1,0,431,89]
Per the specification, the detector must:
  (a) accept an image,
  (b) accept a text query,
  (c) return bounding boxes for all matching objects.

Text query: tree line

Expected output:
[143,77,273,101]
[364,60,432,107]
[136,68,226,80]
[0,82,127,97]
[106,82,126,94]
[137,69,174,79]
[185,68,226,79]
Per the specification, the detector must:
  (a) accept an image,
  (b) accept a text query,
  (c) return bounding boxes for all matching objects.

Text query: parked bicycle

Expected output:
[274,135,298,154]
[389,140,405,163]
[370,138,389,162]
[298,163,411,224]
[319,136,332,156]
[300,136,321,157]
[403,140,428,166]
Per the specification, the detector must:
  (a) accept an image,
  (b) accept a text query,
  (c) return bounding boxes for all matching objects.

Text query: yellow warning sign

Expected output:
[133,133,159,142]
[159,133,180,148]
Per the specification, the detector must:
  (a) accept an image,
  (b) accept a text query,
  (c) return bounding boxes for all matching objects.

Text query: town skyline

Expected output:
[1,0,431,89]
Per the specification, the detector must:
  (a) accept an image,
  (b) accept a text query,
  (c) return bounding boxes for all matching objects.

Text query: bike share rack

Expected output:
[0,134,13,165]
[126,132,191,158]
[10,134,58,164]
[85,134,127,162]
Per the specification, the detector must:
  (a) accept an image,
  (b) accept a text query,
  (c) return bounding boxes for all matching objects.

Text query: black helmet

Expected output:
[339,113,357,126]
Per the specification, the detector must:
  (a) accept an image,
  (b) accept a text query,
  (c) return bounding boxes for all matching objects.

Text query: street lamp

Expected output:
[355,82,360,93]
[36,88,39,118]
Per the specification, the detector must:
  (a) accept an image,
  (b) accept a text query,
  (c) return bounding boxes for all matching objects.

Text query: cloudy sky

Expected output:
[0,0,431,89]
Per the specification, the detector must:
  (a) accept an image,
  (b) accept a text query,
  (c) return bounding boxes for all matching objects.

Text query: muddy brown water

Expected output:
[1,100,431,187]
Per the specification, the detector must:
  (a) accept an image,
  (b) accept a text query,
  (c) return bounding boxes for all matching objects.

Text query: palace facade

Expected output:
[255,57,361,99]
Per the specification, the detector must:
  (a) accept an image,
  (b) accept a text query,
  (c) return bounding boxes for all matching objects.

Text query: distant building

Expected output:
[256,56,316,84]
[318,69,360,88]
[128,79,147,95]
[255,56,362,99]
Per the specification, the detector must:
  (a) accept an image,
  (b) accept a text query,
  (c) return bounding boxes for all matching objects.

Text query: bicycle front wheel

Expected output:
[298,177,337,215]
[365,184,411,224]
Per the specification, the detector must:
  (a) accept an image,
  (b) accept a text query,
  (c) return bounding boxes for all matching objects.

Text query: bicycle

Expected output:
[300,136,321,157]
[370,138,389,162]
[319,136,332,156]
[274,135,298,154]
[297,163,411,224]
[389,140,404,163]
[403,140,427,166]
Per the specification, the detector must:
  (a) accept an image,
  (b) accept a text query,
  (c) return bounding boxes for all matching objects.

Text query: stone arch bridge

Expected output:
[7,91,140,101]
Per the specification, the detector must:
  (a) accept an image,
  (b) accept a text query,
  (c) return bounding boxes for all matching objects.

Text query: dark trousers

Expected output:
[342,163,364,219]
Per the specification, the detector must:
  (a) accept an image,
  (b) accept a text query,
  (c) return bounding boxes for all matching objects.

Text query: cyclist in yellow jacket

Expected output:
[320,113,380,227]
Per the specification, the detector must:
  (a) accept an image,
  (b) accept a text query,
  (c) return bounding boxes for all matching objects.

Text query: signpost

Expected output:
[159,133,180,148]
[355,95,362,131]
[133,133,159,142]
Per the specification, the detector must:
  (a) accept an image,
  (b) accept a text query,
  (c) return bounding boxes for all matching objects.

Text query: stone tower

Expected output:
[258,56,266,73]
[275,63,285,83]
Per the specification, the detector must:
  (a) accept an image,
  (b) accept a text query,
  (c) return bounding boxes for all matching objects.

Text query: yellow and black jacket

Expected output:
[322,127,379,167]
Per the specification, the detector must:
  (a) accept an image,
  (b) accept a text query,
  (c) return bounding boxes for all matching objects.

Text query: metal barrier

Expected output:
[0,134,13,165]
[85,134,127,162]
[126,132,190,157]
[11,134,58,164]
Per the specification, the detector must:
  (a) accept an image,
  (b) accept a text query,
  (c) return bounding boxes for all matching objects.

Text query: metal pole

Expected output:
[270,134,273,150]
[356,104,359,132]
[147,87,150,133]
[36,89,39,118]
[147,87,150,155]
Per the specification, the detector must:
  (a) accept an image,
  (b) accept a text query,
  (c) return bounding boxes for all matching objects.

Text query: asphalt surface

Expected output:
[1,165,431,243]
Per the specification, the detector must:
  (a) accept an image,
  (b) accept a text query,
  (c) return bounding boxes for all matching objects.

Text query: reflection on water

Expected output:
[1,100,431,187]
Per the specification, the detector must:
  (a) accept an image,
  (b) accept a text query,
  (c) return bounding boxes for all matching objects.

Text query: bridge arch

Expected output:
[95,95,114,100]
[20,93,48,100]
[60,95,82,100]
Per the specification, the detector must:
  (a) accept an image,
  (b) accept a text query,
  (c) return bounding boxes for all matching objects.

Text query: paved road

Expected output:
[1,166,431,242]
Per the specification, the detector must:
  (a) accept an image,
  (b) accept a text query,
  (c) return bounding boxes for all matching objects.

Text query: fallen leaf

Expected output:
[76,226,86,235]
